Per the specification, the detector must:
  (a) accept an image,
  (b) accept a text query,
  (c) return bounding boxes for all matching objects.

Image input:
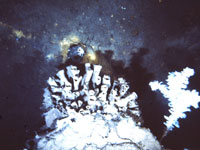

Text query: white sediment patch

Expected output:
[35,63,161,150]
[149,67,200,131]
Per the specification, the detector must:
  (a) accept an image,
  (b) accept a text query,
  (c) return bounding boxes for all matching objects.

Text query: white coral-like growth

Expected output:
[149,67,200,131]
[35,63,161,150]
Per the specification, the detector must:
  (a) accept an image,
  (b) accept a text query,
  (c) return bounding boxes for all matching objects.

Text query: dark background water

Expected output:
[0,0,200,149]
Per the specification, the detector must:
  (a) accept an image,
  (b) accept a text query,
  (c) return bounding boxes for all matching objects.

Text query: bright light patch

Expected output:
[87,52,96,61]
[12,30,26,39]
[149,67,200,131]
[59,34,80,62]
[46,53,56,61]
